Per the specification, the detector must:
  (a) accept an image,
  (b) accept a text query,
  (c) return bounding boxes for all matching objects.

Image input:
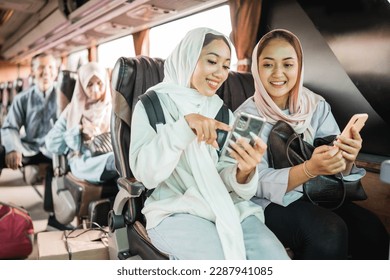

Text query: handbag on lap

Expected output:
[267,120,367,210]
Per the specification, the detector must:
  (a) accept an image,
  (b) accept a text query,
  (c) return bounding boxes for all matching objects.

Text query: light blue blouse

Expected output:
[45,115,113,183]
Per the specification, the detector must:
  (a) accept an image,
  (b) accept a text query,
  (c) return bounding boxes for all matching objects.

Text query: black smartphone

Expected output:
[220,112,266,160]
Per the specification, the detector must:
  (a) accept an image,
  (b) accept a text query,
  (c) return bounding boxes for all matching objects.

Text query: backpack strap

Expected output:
[139,90,229,150]
[138,90,165,131]
[215,104,229,154]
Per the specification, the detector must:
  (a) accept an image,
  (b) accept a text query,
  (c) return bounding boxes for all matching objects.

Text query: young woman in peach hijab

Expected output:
[236,29,389,259]
[45,62,117,183]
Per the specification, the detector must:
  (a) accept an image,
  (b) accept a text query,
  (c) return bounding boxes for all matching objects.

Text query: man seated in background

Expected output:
[0,52,73,230]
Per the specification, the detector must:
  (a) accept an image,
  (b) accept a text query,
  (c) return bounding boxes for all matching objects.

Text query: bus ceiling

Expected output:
[0,0,228,63]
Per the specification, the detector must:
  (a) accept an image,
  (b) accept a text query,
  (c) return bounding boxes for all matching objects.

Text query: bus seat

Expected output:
[107,56,260,260]
[108,56,167,260]
[0,82,6,126]
[50,69,118,227]
[0,82,5,104]
[57,70,77,114]
[6,81,15,106]
[215,70,254,111]
[14,78,24,93]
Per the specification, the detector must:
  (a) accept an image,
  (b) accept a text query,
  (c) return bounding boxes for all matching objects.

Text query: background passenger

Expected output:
[236,29,389,259]
[130,27,289,260]
[0,52,69,230]
[45,62,117,183]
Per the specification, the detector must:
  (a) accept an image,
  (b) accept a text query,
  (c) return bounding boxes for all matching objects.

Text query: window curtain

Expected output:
[229,0,262,72]
[133,29,150,56]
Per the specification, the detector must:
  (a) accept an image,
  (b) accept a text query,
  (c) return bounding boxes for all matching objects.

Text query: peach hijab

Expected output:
[252,29,323,143]
[63,62,112,139]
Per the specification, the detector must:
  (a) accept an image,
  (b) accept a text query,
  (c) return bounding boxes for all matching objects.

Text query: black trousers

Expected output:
[0,145,5,172]
[264,199,389,260]
[22,153,54,212]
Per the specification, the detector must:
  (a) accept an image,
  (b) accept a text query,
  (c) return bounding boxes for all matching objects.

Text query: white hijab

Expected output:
[63,62,112,139]
[252,29,323,143]
[147,27,246,259]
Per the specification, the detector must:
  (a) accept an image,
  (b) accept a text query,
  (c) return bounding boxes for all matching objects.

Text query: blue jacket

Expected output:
[1,84,57,158]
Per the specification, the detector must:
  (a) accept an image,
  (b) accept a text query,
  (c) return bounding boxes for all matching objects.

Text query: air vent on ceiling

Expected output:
[126,4,176,21]
[94,22,132,35]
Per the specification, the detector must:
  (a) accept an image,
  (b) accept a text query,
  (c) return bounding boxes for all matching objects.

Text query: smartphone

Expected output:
[340,113,368,139]
[328,113,368,156]
[220,112,266,160]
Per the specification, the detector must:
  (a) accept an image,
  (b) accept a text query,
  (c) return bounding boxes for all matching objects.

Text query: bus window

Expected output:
[67,49,88,71]
[149,5,237,69]
[97,36,136,70]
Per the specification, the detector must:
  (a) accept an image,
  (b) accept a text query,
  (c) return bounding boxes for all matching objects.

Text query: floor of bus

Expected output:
[1,166,389,260]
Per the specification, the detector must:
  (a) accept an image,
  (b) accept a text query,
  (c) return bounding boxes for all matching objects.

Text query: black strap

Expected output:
[215,104,229,153]
[138,90,165,131]
[139,90,229,150]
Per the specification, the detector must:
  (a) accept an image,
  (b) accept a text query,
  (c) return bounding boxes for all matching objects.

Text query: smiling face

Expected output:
[190,38,231,97]
[32,54,58,93]
[258,38,299,109]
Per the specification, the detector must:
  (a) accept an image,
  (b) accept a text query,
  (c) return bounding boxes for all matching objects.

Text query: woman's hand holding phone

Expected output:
[220,112,266,158]
[328,113,367,157]
[229,132,267,183]
[220,112,267,183]
[333,126,363,162]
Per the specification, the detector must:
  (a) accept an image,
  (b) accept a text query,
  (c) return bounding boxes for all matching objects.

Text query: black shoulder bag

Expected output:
[267,120,367,210]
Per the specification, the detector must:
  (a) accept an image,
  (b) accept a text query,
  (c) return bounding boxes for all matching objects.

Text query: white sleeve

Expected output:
[129,101,196,189]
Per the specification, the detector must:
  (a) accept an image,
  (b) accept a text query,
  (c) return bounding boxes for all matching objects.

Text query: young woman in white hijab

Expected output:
[45,62,117,183]
[130,27,289,260]
[236,29,389,259]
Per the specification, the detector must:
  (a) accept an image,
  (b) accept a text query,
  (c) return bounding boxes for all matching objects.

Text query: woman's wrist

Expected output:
[236,167,253,184]
[303,160,317,179]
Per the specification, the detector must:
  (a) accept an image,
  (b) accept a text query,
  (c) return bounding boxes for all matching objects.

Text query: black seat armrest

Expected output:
[117,177,145,198]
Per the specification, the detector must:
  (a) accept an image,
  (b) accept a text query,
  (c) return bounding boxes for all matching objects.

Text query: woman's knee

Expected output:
[148,214,225,260]
[302,211,348,259]
[242,216,290,260]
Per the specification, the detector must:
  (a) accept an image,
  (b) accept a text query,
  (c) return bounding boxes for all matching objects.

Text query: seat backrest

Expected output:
[56,70,77,116]
[216,70,254,112]
[110,56,165,180]
[6,81,16,105]
[14,78,24,93]
[0,82,5,105]
[52,70,77,175]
